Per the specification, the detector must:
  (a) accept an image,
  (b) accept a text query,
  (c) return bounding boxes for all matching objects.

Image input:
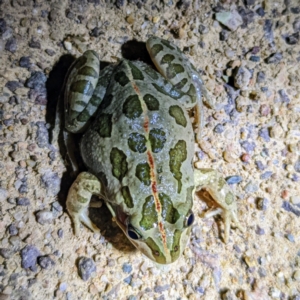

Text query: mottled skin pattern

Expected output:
[65,36,243,264]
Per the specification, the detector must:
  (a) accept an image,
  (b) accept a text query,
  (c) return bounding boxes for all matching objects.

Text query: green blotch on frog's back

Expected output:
[159,193,180,224]
[135,162,151,186]
[169,140,187,194]
[121,186,134,208]
[140,195,158,230]
[169,105,187,127]
[128,61,144,80]
[143,94,159,111]
[123,95,143,119]
[128,132,147,153]
[149,128,166,153]
[94,113,112,138]
[110,147,128,181]
[114,70,130,86]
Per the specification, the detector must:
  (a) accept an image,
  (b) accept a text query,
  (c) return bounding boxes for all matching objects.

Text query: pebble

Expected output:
[78,257,96,281]
[19,56,31,68]
[154,284,170,293]
[89,27,104,37]
[5,81,23,92]
[293,270,300,281]
[16,197,30,206]
[258,127,270,142]
[255,226,265,235]
[282,201,300,217]
[63,40,72,51]
[278,89,290,103]
[285,32,299,45]
[0,248,14,259]
[8,223,18,236]
[265,52,283,64]
[38,255,55,269]
[257,198,269,211]
[241,141,256,153]
[215,10,243,31]
[5,37,17,53]
[263,19,274,43]
[244,181,259,193]
[35,122,49,148]
[122,263,132,274]
[28,38,41,49]
[25,71,47,91]
[225,175,242,185]
[286,234,295,243]
[41,171,61,196]
[20,245,40,270]
[45,49,55,56]
[234,66,251,89]
[0,188,8,202]
[36,210,54,225]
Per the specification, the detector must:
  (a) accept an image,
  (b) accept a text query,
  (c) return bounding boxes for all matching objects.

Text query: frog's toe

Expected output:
[223,210,244,243]
[78,209,100,234]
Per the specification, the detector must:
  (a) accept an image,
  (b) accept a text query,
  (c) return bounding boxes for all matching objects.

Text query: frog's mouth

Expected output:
[114,206,128,232]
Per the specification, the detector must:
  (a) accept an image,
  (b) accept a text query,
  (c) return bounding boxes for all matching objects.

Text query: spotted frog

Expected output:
[65,36,243,264]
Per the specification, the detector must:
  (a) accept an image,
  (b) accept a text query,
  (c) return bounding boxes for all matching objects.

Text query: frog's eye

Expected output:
[127,224,142,240]
[185,211,194,227]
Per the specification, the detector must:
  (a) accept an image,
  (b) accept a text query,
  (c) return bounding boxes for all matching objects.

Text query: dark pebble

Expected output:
[122,263,132,274]
[0,18,7,35]
[57,229,63,238]
[8,223,18,236]
[255,226,265,235]
[285,32,299,45]
[278,89,290,103]
[38,255,55,269]
[256,197,269,210]
[115,0,125,8]
[20,245,40,270]
[238,7,255,28]
[25,71,47,91]
[45,49,56,56]
[3,118,13,126]
[293,18,300,31]
[35,121,49,148]
[249,55,260,62]
[255,160,266,171]
[241,141,256,152]
[220,30,229,41]
[19,183,28,194]
[66,10,75,20]
[263,19,273,42]
[282,201,300,217]
[198,24,208,34]
[41,172,60,196]
[214,124,224,133]
[28,278,37,287]
[0,248,14,259]
[258,127,270,142]
[5,81,22,92]
[16,197,30,206]
[5,38,17,53]
[256,71,265,83]
[28,38,41,49]
[90,27,104,37]
[256,7,265,16]
[123,275,132,284]
[244,0,255,6]
[154,284,170,293]
[19,56,31,68]
[78,257,96,281]
[265,52,282,64]
[225,175,242,184]
[233,244,242,253]
[291,7,300,14]
[291,174,299,182]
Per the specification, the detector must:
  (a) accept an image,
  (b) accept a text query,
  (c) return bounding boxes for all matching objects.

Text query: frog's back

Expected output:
[80,60,194,210]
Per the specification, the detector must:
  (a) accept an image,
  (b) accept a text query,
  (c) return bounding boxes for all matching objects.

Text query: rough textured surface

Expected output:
[0,0,300,299]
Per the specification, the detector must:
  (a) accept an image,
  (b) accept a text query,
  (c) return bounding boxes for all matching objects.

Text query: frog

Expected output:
[64,36,243,264]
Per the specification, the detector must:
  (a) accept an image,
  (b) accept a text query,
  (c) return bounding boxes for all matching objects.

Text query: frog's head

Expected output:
[115,187,194,264]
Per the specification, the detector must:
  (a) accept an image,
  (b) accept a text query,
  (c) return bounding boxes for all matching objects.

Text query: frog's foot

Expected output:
[194,168,244,243]
[66,172,102,235]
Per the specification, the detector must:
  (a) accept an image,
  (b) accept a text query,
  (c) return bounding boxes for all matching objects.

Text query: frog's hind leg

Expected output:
[66,172,103,235]
[194,168,244,243]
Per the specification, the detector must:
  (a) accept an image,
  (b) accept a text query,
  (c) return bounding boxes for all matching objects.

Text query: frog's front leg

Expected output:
[66,172,103,235]
[194,168,244,243]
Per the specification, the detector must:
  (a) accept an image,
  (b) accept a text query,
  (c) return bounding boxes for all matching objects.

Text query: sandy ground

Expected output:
[0,0,300,299]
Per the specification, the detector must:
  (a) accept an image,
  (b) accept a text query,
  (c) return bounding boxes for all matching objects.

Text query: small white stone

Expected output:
[63,41,72,51]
